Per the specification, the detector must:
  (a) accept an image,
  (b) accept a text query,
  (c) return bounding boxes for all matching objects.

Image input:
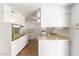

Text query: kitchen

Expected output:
[0,3,79,56]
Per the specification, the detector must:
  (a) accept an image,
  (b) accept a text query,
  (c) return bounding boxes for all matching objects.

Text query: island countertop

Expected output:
[38,34,70,41]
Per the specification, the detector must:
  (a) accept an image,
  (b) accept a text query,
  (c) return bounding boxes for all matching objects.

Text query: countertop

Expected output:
[38,34,70,41]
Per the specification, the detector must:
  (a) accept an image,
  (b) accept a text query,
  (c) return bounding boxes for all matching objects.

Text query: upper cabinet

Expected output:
[71,4,79,28]
[41,5,71,27]
[4,5,25,26]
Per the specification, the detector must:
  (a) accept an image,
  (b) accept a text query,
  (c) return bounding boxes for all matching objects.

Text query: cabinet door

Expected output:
[4,4,12,14]
[17,18,25,26]
[4,4,18,17]
[41,7,70,27]
[71,4,79,27]
[39,40,57,56]
[41,13,69,27]
[4,5,25,26]
[38,40,70,56]
[4,13,16,23]
[56,40,70,56]
[12,36,28,56]
[4,5,17,24]
[4,13,25,26]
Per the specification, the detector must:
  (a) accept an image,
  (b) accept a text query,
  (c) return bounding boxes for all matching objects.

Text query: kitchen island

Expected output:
[38,35,71,56]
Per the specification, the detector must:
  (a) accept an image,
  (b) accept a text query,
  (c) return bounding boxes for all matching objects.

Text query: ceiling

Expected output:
[6,3,73,18]
[6,3,41,18]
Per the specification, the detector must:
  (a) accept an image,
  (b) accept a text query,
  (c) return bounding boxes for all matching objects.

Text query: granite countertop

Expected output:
[38,34,70,41]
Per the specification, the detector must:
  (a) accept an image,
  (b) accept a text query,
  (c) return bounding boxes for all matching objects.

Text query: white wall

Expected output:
[71,4,79,56]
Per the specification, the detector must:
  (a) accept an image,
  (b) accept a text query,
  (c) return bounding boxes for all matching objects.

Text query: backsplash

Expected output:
[41,27,70,38]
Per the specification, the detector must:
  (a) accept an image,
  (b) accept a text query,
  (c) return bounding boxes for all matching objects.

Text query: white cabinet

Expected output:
[70,29,79,56]
[41,6,70,27]
[4,5,25,26]
[70,4,79,56]
[12,35,28,56]
[39,40,57,56]
[71,4,79,27]
[4,13,17,24]
[0,17,11,56]
[0,4,11,56]
[39,40,70,56]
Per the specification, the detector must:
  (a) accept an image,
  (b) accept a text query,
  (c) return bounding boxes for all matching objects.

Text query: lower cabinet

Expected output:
[39,40,70,56]
[11,35,28,56]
